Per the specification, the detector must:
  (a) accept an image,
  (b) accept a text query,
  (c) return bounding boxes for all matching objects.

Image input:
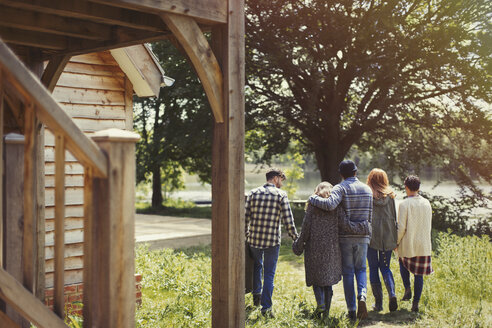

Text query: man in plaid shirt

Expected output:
[245,168,298,316]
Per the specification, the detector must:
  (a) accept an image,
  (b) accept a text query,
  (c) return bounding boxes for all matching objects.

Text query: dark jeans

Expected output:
[399,260,424,302]
[313,285,333,310]
[250,245,280,311]
[367,247,396,297]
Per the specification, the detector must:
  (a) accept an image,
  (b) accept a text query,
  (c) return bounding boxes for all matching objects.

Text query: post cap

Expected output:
[91,128,140,142]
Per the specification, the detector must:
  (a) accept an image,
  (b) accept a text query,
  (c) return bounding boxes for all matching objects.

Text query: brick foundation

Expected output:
[45,274,143,318]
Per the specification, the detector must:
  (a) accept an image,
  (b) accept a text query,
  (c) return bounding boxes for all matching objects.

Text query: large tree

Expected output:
[134,41,213,207]
[246,0,491,184]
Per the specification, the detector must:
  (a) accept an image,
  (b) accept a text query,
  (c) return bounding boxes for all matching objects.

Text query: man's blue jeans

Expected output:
[250,245,280,311]
[399,260,424,302]
[367,247,396,297]
[340,242,368,312]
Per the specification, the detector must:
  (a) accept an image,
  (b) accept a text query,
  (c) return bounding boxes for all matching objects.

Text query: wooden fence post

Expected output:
[84,129,139,328]
[4,133,29,328]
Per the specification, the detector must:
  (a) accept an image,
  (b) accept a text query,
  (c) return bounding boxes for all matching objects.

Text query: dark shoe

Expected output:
[401,287,412,301]
[313,307,324,319]
[253,293,261,307]
[261,308,274,318]
[411,300,419,312]
[347,310,357,321]
[357,297,368,320]
[383,274,397,311]
[371,283,383,311]
[389,296,398,312]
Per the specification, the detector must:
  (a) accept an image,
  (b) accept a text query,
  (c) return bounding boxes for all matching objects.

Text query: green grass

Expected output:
[135,232,492,327]
[136,200,212,219]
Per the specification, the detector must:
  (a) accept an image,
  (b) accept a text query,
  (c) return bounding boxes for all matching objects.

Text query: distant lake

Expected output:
[158,164,491,216]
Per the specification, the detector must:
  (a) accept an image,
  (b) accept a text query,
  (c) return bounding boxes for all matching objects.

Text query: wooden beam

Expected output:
[0,0,167,32]
[41,55,71,92]
[23,103,36,293]
[0,268,67,328]
[90,0,227,24]
[210,0,246,325]
[60,29,167,59]
[0,310,22,328]
[54,134,65,318]
[0,5,112,40]
[87,129,139,328]
[0,40,108,177]
[4,133,29,327]
[0,27,68,50]
[161,13,224,123]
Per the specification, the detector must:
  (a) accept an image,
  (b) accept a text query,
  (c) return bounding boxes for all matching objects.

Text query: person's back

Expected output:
[246,183,297,248]
[397,195,432,258]
[245,168,298,316]
[308,160,373,320]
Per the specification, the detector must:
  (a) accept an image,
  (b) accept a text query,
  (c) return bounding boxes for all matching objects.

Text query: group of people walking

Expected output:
[245,160,433,320]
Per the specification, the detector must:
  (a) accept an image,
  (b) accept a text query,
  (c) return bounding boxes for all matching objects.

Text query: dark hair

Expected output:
[339,160,357,179]
[404,175,421,191]
[266,168,286,181]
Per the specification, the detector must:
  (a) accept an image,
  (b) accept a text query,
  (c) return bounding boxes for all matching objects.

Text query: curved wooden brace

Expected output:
[160,13,224,123]
[41,55,71,92]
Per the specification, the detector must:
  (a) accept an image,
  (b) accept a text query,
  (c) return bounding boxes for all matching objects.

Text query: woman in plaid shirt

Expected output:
[396,175,433,312]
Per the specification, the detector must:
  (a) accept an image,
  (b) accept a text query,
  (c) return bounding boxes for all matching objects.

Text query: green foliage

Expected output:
[246,0,492,184]
[136,201,212,219]
[135,245,211,327]
[134,40,213,206]
[278,142,305,200]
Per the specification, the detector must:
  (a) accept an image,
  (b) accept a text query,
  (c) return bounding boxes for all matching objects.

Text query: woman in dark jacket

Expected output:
[293,182,342,317]
[366,168,398,312]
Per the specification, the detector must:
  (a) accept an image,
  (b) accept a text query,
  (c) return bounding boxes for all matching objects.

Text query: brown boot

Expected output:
[357,296,368,320]
[411,300,419,312]
[401,287,412,301]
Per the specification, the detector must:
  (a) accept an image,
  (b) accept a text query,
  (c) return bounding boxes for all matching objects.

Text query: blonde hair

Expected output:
[306,181,333,210]
[366,168,396,199]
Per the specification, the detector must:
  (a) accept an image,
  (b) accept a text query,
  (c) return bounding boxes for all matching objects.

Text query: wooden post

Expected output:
[3,133,29,328]
[210,0,245,325]
[84,129,139,328]
[23,103,37,293]
[54,134,65,318]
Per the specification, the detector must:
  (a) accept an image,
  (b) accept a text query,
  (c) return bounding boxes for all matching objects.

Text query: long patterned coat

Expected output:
[293,204,342,287]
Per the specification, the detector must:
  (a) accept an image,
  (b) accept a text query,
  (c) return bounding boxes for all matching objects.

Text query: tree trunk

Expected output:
[151,165,163,208]
[315,146,343,185]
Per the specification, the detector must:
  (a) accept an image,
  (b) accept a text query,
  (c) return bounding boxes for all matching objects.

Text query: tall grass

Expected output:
[135,232,491,327]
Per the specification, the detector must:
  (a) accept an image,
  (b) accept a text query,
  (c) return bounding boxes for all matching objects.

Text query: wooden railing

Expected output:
[0,39,138,327]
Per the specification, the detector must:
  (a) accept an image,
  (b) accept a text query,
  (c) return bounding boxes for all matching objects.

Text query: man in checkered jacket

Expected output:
[245,168,298,316]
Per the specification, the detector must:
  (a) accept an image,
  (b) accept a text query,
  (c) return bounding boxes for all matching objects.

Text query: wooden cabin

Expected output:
[0,1,244,327]
[44,45,166,291]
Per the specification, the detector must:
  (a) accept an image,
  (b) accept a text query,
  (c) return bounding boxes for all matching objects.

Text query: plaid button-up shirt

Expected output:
[245,183,298,249]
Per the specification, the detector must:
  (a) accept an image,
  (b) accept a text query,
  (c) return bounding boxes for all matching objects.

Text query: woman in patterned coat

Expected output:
[293,182,343,317]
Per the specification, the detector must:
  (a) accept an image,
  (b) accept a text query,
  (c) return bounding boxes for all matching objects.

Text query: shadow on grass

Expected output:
[358,308,419,327]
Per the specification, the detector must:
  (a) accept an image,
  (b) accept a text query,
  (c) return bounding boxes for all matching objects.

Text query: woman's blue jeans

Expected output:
[399,260,424,302]
[313,285,333,310]
[367,247,396,297]
[250,245,280,311]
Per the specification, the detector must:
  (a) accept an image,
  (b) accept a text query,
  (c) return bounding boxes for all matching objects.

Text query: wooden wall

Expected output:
[45,51,133,288]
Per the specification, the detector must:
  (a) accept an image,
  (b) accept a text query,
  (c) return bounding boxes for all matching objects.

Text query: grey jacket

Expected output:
[369,196,397,251]
[292,204,342,287]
